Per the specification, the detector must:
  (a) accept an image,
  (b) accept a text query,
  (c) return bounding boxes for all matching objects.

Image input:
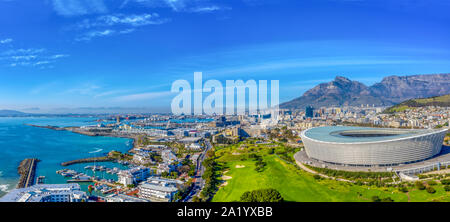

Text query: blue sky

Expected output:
[0,0,449,113]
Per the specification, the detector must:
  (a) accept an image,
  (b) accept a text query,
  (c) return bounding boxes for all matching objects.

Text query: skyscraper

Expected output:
[305,106,314,118]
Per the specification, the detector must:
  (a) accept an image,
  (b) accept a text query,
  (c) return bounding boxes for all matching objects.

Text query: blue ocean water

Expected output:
[0,117,133,197]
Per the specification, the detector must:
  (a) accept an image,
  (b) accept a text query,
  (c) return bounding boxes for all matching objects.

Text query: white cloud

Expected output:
[76,13,169,29]
[50,54,70,59]
[119,28,135,34]
[51,0,108,16]
[66,83,101,95]
[121,0,231,13]
[75,29,115,41]
[1,47,68,68]
[113,91,174,102]
[189,5,231,13]
[11,55,37,61]
[0,38,13,44]
[2,48,46,56]
[73,13,169,41]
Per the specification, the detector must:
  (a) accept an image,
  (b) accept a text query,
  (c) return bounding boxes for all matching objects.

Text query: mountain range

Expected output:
[280,73,450,109]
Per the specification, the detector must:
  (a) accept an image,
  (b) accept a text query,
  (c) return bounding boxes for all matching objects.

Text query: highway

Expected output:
[184,138,212,202]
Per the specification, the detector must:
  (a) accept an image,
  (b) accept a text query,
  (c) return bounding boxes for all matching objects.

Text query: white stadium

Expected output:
[300,126,448,167]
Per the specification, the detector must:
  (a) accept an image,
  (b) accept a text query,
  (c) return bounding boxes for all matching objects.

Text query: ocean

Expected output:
[0,117,133,198]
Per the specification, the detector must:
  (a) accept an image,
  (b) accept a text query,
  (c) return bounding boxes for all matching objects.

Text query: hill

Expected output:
[0,110,28,116]
[383,94,450,113]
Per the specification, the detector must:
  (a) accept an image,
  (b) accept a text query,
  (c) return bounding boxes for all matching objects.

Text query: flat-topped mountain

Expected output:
[280,73,450,109]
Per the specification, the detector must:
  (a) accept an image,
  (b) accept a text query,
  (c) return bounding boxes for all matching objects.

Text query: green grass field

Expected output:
[211,141,450,202]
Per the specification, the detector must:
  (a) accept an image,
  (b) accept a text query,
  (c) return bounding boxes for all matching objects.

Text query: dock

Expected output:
[67,179,93,183]
[17,158,40,188]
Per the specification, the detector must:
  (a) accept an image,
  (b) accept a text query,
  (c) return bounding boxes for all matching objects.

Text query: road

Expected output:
[184,139,212,202]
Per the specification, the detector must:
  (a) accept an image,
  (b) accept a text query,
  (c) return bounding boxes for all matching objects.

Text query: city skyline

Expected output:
[1,0,450,113]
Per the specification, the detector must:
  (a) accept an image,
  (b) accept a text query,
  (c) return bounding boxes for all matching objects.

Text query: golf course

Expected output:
[211,140,450,202]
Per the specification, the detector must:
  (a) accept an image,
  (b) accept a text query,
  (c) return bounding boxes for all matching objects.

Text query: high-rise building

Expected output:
[305,106,314,118]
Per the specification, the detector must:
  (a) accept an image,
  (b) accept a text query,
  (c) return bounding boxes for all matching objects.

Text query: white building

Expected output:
[161,149,178,164]
[104,193,150,202]
[188,143,202,150]
[0,184,87,202]
[138,177,182,202]
[118,167,151,186]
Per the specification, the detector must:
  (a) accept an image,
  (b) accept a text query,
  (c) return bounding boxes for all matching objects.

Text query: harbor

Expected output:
[54,163,129,195]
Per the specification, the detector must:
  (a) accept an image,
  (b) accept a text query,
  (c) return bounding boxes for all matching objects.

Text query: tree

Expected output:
[440,179,450,185]
[192,196,202,202]
[444,185,450,192]
[415,181,425,190]
[427,180,437,186]
[239,188,284,202]
[399,186,408,193]
[381,197,394,202]
[426,186,436,194]
[371,196,381,202]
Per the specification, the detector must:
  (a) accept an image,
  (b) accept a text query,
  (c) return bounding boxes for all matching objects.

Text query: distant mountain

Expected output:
[384,94,450,113]
[280,73,450,109]
[0,109,28,116]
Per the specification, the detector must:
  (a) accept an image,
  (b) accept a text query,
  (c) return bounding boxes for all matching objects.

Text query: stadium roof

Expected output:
[303,126,446,143]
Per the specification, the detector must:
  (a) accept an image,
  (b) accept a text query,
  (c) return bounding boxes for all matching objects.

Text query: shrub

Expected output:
[399,186,408,193]
[381,197,394,202]
[426,186,436,194]
[240,188,284,202]
[444,185,450,192]
[415,181,425,190]
[427,180,437,186]
[371,196,381,202]
[313,174,322,180]
[440,179,450,185]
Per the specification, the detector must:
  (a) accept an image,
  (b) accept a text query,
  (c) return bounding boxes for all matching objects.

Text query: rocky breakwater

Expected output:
[17,158,40,188]
[61,151,132,166]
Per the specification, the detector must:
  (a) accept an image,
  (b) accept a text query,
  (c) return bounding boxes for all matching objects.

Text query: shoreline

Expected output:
[4,124,139,192]
[25,124,138,152]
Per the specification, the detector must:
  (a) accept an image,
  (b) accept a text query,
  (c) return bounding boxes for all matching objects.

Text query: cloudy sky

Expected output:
[0,0,449,113]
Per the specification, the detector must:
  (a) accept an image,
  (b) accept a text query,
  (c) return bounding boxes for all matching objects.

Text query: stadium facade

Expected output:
[300,126,447,166]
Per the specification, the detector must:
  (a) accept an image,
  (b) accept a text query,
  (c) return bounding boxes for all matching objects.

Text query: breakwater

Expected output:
[17,158,40,188]
[61,156,114,166]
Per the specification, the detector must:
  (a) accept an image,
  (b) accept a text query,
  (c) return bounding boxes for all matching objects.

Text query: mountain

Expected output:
[384,94,450,113]
[0,109,28,116]
[280,73,450,109]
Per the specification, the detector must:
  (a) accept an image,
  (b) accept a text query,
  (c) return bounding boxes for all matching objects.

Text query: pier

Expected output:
[17,158,40,188]
[61,156,113,166]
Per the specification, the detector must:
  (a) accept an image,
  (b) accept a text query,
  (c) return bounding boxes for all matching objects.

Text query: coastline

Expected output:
[25,124,138,152]
[0,124,139,193]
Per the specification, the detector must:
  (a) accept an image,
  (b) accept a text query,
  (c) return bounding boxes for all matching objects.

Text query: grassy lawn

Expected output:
[212,141,450,202]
